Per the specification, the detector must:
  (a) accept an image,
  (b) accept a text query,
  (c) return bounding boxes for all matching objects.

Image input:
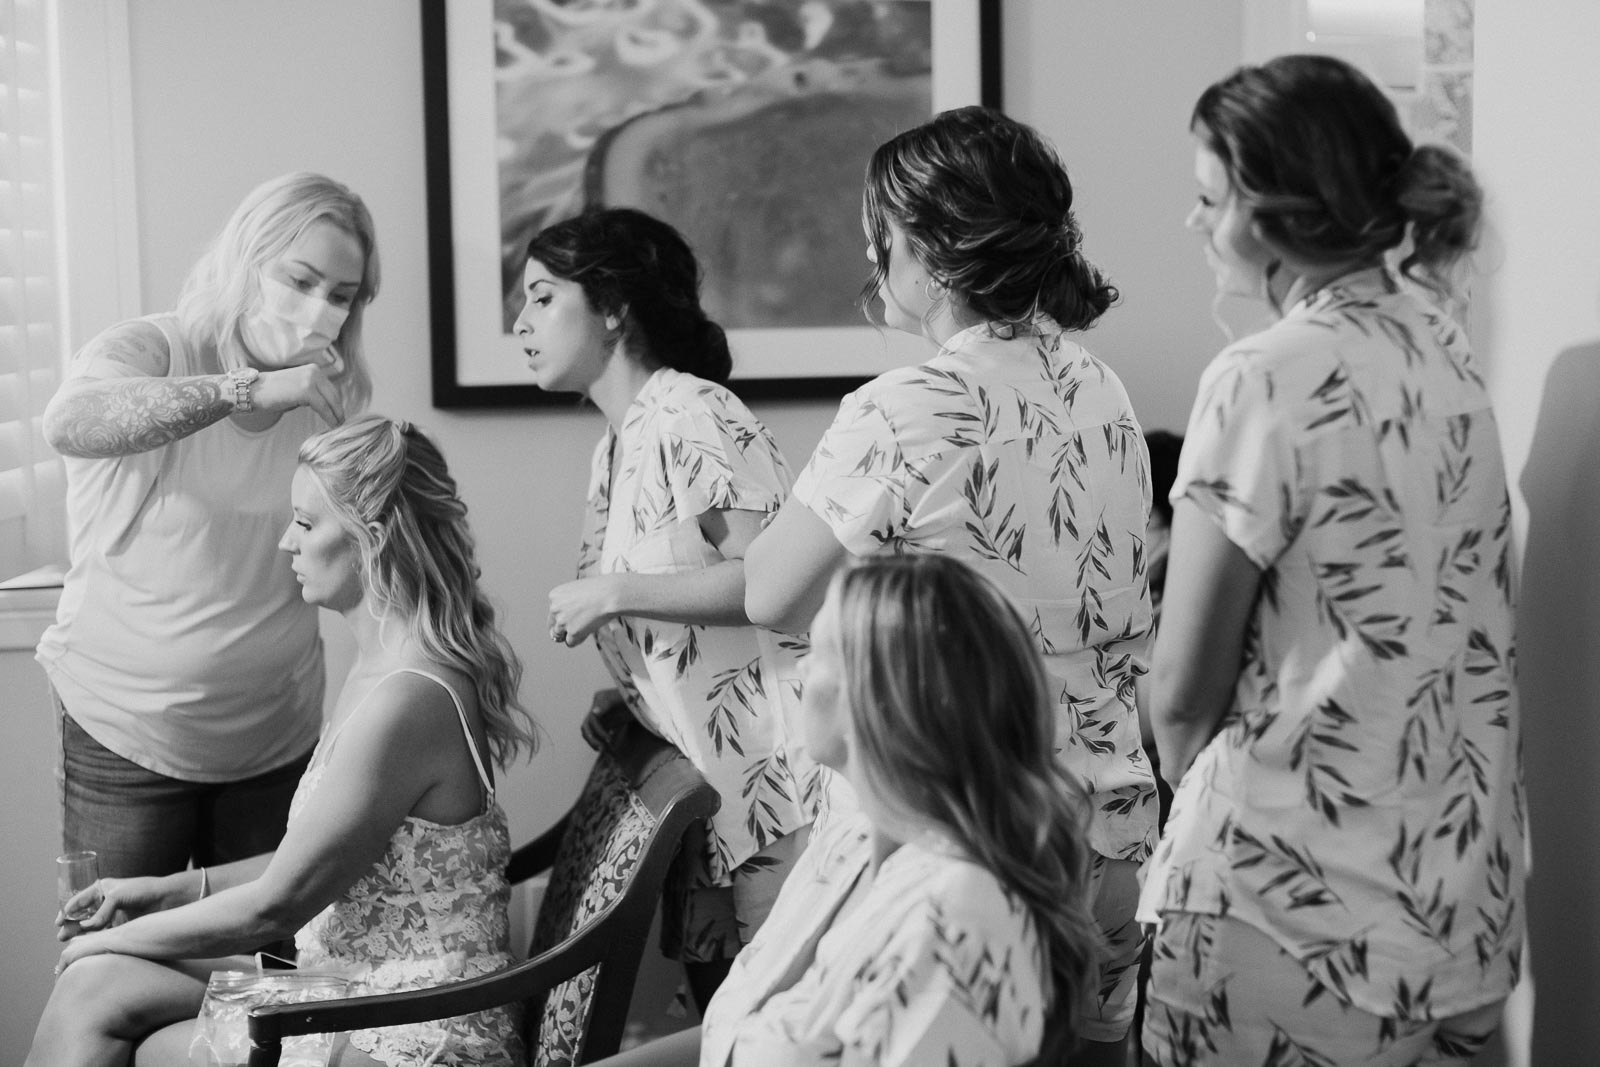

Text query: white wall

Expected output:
[1474,0,1600,1060]
[1004,2,1239,433]
[0,1,1240,1059]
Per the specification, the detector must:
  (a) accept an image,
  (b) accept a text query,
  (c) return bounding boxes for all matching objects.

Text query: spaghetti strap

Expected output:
[326,668,496,798]
[392,668,497,798]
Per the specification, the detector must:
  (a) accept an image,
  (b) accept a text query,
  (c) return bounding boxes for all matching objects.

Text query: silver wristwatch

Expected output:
[227,367,260,413]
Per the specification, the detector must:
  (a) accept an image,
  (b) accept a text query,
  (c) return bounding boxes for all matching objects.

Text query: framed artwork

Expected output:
[422,0,1002,408]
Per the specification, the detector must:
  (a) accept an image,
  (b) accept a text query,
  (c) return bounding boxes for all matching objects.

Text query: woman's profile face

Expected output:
[1188,142,1276,298]
[280,467,363,613]
[512,258,613,395]
[869,220,939,340]
[797,593,851,773]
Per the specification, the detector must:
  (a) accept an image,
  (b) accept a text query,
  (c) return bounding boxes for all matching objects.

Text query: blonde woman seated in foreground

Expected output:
[28,415,539,1067]
[599,553,1101,1066]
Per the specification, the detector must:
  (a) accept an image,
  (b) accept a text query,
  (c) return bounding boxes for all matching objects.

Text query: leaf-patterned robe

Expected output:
[792,320,1157,862]
[1138,268,1528,1020]
[579,367,816,884]
[700,811,1048,1066]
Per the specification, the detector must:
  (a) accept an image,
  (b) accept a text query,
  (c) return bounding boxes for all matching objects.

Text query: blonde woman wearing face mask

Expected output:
[36,172,381,886]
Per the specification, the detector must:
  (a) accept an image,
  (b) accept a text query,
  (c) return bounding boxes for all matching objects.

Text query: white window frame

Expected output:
[0,0,139,647]
[53,0,141,356]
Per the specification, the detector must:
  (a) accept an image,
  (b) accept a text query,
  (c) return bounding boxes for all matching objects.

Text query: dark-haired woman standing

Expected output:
[1140,55,1526,1064]
[516,208,815,1006]
[746,106,1157,1067]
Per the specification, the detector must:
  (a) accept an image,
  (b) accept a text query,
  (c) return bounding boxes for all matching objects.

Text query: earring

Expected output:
[604,315,620,331]
[923,277,946,301]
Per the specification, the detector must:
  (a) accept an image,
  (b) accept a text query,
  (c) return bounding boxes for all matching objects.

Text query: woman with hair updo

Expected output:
[1139,55,1527,1064]
[517,208,817,1007]
[745,105,1155,1066]
[29,415,538,1067]
[38,172,380,883]
[595,553,1101,1066]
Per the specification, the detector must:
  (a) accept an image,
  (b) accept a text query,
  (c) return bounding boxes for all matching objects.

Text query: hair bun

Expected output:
[1395,142,1483,291]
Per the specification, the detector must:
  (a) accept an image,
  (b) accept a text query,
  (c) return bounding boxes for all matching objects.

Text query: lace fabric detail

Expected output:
[527,757,655,1067]
[289,710,525,1064]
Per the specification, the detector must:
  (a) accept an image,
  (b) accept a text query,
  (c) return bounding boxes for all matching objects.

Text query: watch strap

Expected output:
[228,368,259,414]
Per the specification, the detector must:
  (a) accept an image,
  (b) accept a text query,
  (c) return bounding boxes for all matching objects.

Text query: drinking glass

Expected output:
[56,850,100,921]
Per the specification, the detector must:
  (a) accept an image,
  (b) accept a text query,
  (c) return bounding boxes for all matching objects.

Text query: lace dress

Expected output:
[291,668,525,1066]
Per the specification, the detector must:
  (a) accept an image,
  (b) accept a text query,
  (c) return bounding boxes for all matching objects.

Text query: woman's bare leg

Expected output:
[26,954,214,1067]
[131,1020,198,1066]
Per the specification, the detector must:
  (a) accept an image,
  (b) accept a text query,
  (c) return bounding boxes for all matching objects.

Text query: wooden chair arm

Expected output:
[246,776,718,1067]
[244,721,719,1067]
[245,892,634,1066]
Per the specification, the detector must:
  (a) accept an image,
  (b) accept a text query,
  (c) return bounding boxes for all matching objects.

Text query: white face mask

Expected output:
[242,275,351,367]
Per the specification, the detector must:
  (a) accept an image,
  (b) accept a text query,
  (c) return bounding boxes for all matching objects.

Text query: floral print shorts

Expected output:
[1143,913,1504,1066]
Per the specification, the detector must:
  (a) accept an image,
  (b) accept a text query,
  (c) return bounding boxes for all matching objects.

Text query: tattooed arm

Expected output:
[43,320,345,458]
[42,320,232,458]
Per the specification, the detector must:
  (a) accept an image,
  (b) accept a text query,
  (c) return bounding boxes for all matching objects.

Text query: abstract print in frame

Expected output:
[423,0,1001,408]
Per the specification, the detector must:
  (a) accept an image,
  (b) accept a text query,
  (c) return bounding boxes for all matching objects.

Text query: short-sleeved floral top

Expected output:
[792,320,1156,861]
[579,367,816,883]
[700,810,1049,1067]
[1138,269,1528,1019]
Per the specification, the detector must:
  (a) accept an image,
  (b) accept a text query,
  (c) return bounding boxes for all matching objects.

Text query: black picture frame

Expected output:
[423,0,1002,409]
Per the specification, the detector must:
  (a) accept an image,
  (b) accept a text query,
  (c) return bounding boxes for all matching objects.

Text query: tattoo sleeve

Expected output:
[46,375,235,458]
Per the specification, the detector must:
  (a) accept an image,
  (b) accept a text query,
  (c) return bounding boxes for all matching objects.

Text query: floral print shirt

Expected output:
[792,320,1157,861]
[1138,269,1528,1019]
[700,811,1048,1067]
[579,367,816,883]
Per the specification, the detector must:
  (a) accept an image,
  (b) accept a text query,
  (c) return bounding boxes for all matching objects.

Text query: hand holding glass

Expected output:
[57,850,101,922]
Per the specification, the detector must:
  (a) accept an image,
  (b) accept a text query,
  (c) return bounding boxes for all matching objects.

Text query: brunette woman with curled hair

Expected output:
[746,105,1155,1066]
[1139,55,1526,1065]
[517,208,817,1007]
[595,553,1100,1066]
[30,415,538,1066]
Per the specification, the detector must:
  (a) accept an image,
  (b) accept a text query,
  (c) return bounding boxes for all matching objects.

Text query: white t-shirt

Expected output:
[37,313,324,781]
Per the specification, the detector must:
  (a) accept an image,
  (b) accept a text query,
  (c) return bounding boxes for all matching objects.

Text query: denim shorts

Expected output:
[54,689,313,878]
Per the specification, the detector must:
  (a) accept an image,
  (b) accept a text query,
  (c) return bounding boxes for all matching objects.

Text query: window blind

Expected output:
[0,0,67,582]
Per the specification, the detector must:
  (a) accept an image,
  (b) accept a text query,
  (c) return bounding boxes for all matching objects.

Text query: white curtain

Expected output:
[0,0,67,582]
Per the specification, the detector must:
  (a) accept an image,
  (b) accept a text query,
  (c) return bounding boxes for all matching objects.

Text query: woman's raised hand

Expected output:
[547,574,626,647]
[252,352,346,427]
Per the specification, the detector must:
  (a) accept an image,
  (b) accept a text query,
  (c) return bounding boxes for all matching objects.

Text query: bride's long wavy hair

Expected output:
[299,415,538,768]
